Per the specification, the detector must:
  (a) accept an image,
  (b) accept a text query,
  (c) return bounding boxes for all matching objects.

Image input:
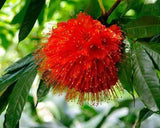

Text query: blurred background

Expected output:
[0,0,160,127]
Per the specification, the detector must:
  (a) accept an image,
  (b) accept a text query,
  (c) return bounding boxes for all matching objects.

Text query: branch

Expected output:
[98,0,123,25]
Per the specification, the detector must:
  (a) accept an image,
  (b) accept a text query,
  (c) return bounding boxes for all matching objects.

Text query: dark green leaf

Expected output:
[38,3,45,26]
[105,0,129,23]
[140,41,160,70]
[0,83,15,115]
[11,0,31,24]
[151,34,160,43]
[124,16,160,38]
[135,108,153,128]
[126,0,145,12]
[19,0,46,42]
[0,0,6,9]
[103,0,145,24]
[85,0,101,19]
[15,122,19,128]
[0,68,25,93]
[133,43,160,111]
[5,53,34,73]
[4,64,37,128]
[139,0,160,17]
[37,80,50,103]
[118,40,133,95]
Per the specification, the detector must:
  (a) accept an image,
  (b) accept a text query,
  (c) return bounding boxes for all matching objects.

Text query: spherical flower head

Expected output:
[35,12,123,105]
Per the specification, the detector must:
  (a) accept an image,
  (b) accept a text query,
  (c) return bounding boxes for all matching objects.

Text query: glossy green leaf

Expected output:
[0,68,25,93]
[124,16,160,38]
[4,64,37,128]
[126,0,145,12]
[11,0,31,24]
[0,83,15,115]
[19,0,46,42]
[135,108,153,128]
[37,80,50,103]
[140,41,160,70]
[139,0,160,17]
[5,53,34,73]
[133,43,160,111]
[0,0,6,9]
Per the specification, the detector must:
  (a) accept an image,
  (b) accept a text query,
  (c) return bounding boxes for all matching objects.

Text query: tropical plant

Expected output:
[0,0,160,128]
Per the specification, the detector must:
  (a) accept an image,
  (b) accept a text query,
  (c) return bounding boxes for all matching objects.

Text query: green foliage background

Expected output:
[0,0,160,128]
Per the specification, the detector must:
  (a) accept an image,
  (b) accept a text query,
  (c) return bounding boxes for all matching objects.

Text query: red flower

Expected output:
[35,12,123,104]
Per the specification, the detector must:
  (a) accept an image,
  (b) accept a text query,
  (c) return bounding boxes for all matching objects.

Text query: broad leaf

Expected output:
[38,3,46,26]
[139,0,160,17]
[4,63,37,128]
[135,108,153,128]
[133,43,160,111]
[118,40,133,95]
[126,0,145,13]
[0,83,15,115]
[103,0,144,24]
[140,41,160,70]
[0,68,25,93]
[124,16,160,38]
[11,0,31,24]
[85,0,101,19]
[37,80,50,103]
[0,0,6,9]
[19,0,46,42]
[5,53,34,73]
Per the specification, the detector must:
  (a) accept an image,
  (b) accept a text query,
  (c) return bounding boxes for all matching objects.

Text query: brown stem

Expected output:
[98,0,123,25]
[107,0,123,17]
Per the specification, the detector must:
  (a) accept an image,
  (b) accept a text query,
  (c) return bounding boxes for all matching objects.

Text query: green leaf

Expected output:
[0,68,25,93]
[81,105,98,119]
[0,83,15,115]
[133,43,160,111]
[85,0,101,19]
[124,16,160,38]
[135,108,153,128]
[126,0,145,12]
[4,64,37,128]
[118,40,133,95]
[18,0,46,42]
[151,34,160,43]
[139,0,160,17]
[5,53,34,73]
[0,0,6,9]
[140,41,160,70]
[11,0,31,24]
[47,0,58,20]
[118,54,133,94]
[0,33,10,49]
[38,3,45,26]
[102,0,145,24]
[37,80,50,103]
